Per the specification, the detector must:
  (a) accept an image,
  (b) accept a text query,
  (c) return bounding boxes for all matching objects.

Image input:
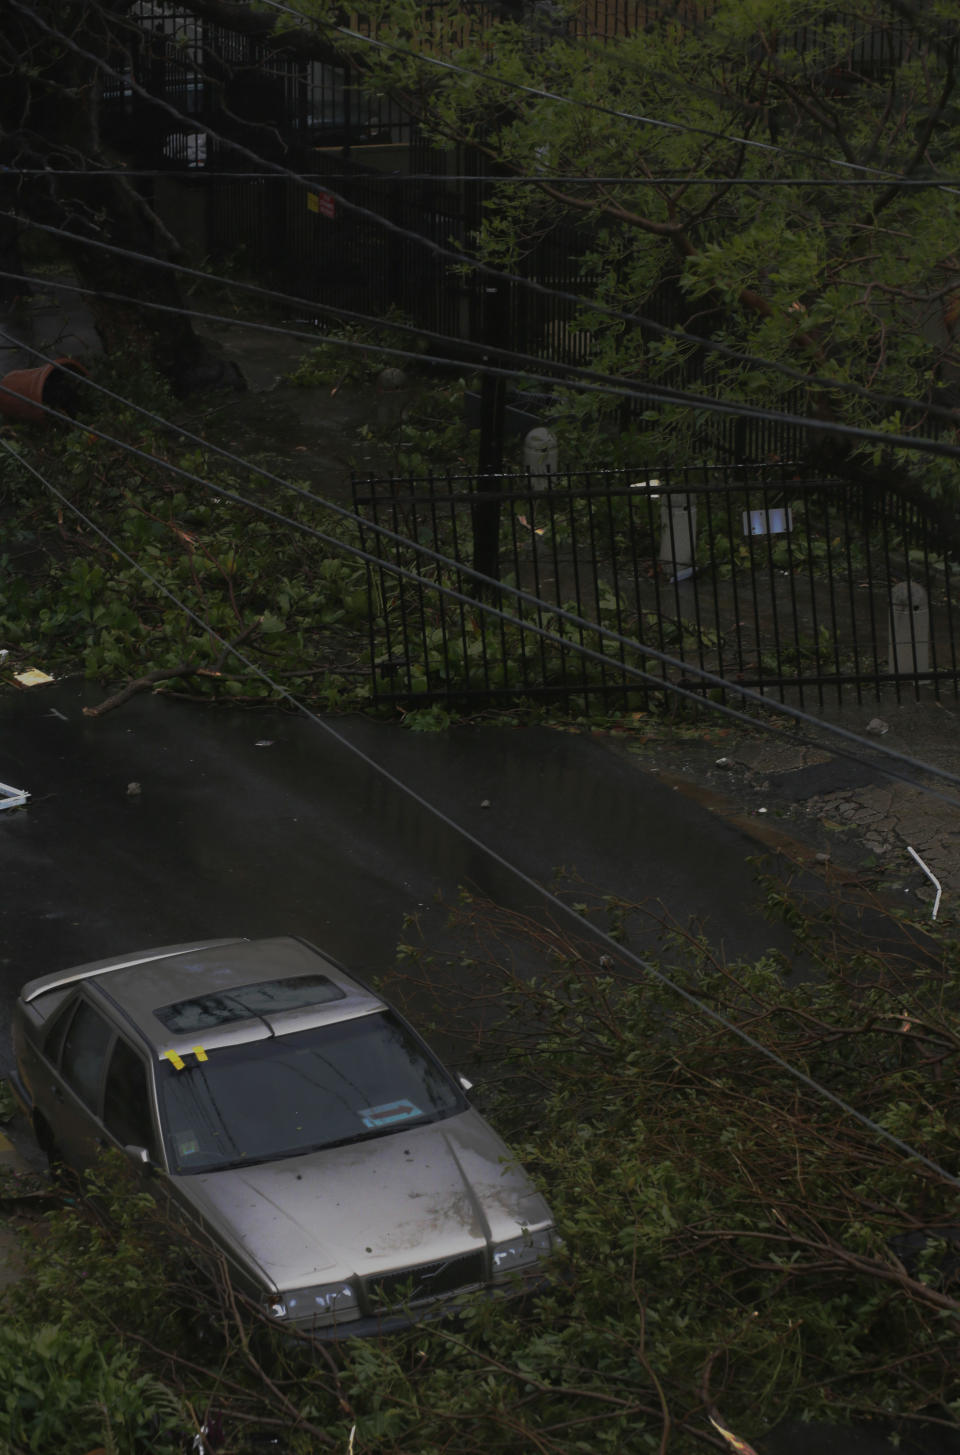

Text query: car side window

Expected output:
[59,1000,113,1112]
[103,1038,158,1160]
[43,995,79,1068]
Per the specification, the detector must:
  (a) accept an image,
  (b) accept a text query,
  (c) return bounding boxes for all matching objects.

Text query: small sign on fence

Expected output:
[742,507,793,536]
[307,189,337,219]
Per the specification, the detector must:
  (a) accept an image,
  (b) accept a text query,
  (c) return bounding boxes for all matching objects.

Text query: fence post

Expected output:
[888,580,929,676]
[523,427,558,490]
[659,492,697,579]
[472,278,508,586]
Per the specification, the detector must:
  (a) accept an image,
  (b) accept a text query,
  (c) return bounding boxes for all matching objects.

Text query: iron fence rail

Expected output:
[353,466,960,711]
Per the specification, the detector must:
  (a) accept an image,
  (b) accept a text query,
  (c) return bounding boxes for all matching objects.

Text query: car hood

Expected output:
[175,1108,551,1291]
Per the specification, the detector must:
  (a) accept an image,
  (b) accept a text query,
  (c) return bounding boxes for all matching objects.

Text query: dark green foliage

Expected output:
[313,0,960,502]
[0,363,377,708]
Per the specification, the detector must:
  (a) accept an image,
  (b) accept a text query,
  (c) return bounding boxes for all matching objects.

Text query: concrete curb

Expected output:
[0,1127,35,1293]
[0,1129,20,1167]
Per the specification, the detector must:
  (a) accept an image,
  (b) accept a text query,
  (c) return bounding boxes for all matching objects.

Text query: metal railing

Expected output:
[353,465,960,711]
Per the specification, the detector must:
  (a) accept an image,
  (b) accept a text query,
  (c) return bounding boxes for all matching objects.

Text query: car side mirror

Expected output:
[123,1143,151,1167]
[457,1073,474,1094]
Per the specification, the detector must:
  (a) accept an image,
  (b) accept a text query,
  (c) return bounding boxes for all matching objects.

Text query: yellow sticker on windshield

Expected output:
[163,1049,186,1071]
[192,1045,208,1062]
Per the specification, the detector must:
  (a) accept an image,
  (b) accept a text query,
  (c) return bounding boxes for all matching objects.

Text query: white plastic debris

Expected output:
[907,846,941,920]
[0,780,29,811]
[13,668,54,687]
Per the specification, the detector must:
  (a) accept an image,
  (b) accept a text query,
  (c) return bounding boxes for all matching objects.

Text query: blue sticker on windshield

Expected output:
[359,1100,422,1129]
[176,1132,200,1158]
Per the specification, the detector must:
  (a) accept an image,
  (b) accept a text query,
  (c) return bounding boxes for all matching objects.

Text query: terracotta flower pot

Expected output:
[0,357,88,422]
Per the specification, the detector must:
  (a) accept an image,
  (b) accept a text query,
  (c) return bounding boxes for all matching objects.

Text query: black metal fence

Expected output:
[198,147,473,339]
[353,466,960,712]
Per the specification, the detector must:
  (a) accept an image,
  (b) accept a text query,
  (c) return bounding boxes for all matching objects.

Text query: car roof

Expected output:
[24,937,385,1057]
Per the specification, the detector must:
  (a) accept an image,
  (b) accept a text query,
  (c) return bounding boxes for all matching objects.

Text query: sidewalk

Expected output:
[612,688,960,920]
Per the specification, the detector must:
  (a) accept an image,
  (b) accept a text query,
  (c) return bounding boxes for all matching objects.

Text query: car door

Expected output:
[36,994,115,1171]
[101,1034,162,1165]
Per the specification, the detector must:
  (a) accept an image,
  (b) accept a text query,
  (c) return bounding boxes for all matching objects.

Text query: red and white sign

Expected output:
[306,189,336,220]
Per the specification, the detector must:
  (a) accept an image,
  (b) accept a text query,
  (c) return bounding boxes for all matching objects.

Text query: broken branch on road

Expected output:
[82,619,261,717]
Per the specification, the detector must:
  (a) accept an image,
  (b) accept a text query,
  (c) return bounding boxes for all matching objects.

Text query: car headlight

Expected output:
[267,1281,359,1325]
[491,1228,555,1282]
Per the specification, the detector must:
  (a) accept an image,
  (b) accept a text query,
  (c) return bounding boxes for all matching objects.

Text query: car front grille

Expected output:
[365,1250,486,1311]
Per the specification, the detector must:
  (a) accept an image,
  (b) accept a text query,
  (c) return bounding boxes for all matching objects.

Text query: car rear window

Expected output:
[153,975,345,1033]
[156,1010,463,1172]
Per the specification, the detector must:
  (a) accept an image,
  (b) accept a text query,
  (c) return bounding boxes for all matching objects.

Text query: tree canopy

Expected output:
[315,0,960,482]
[5,0,960,490]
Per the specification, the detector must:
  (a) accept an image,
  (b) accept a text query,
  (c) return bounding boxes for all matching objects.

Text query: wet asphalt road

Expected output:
[0,678,804,1075]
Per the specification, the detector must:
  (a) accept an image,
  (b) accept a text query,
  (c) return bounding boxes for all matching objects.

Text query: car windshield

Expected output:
[156,1011,464,1173]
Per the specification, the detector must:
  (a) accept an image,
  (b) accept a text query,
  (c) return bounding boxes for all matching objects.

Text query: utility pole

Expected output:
[464,144,509,589]
[472,272,508,588]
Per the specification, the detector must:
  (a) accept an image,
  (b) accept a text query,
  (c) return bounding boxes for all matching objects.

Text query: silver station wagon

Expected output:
[12,936,556,1337]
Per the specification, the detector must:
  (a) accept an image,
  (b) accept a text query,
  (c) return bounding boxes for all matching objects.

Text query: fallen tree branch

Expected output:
[82,619,261,717]
[82,661,215,718]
